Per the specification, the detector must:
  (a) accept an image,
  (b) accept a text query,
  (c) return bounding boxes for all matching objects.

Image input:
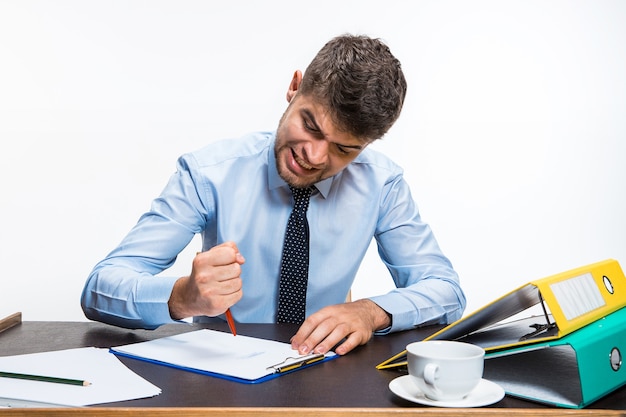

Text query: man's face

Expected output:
[274,94,368,189]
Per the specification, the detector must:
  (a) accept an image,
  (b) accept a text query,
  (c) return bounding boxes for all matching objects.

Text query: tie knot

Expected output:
[289,185,312,201]
[289,186,312,215]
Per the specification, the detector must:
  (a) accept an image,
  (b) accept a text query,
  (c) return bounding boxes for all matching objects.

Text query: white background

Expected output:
[1,0,625,323]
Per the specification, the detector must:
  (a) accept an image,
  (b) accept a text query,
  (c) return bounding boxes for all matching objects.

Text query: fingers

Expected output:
[290,314,341,355]
[196,241,245,267]
[195,241,245,281]
[171,242,245,319]
[193,256,242,290]
[221,241,246,265]
[290,303,375,356]
[196,244,243,293]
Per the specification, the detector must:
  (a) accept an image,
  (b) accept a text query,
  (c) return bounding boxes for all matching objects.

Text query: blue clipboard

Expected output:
[110,329,338,384]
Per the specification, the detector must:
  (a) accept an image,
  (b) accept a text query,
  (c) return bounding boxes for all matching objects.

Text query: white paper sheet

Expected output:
[111,329,335,382]
[0,347,161,407]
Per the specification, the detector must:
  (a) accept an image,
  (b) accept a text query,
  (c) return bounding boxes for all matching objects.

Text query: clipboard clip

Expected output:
[266,353,325,373]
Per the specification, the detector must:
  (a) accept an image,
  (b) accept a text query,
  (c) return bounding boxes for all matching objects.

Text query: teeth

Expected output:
[295,155,313,170]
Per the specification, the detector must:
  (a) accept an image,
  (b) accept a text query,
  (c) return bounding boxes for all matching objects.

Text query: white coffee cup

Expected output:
[406,340,484,401]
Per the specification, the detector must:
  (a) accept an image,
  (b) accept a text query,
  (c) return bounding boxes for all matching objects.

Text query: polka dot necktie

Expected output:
[277,185,313,324]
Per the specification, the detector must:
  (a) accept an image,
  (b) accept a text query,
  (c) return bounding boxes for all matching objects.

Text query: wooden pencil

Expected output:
[0,371,91,386]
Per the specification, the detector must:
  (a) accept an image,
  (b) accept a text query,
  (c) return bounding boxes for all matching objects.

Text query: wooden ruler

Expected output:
[0,311,21,334]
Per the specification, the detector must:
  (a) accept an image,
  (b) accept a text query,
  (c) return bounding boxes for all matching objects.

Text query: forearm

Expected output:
[81,266,179,329]
[369,277,466,334]
[355,299,392,332]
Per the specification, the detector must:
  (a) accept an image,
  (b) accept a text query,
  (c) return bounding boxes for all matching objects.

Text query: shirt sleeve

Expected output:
[80,155,210,329]
[367,173,466,334]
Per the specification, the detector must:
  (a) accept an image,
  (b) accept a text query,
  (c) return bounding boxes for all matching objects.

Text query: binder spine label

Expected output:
[549,272,606,320]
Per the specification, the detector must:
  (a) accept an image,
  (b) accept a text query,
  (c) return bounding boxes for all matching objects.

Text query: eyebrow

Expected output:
[301,109,364,150]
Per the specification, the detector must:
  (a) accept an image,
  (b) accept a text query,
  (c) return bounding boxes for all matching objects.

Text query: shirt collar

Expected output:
[267,135,333,199]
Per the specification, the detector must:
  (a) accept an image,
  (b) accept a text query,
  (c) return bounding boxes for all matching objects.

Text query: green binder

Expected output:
[483,307,626,408]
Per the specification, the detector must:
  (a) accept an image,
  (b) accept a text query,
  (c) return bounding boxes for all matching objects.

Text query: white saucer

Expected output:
[389,375,505,408]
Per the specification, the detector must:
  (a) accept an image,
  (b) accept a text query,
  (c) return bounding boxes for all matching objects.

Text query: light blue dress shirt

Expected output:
[81,131,466,332]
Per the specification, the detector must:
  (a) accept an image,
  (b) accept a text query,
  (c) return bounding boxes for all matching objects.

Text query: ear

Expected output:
[286,70,303,103]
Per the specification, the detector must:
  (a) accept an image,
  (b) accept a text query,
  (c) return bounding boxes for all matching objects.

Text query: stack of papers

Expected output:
[0,347,161,407]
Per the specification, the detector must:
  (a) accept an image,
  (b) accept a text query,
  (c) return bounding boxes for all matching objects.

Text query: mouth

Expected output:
[293,150,315,171]
[277,145,325,187]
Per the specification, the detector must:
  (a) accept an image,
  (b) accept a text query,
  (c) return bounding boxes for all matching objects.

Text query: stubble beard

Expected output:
[274,139,323,189]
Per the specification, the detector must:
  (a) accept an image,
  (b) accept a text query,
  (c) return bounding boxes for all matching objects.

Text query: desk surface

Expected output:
[0,321,625,416]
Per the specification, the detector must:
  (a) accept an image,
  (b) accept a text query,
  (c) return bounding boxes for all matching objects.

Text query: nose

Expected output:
[304,139,329,167]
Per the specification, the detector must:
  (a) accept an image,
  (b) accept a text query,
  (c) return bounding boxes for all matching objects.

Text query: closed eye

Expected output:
[336,144,351,155]
[303,119,319,133]
[301,110,323,136]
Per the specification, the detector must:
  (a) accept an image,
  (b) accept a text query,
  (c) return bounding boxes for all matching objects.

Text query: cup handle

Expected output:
[423,363,439,388]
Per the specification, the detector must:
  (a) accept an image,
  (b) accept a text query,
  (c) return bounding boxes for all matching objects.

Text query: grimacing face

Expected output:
[274,93,369,189]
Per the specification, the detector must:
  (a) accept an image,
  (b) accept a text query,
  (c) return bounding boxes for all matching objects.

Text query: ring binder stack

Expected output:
[484,307,626,408]
[377,259,626,408]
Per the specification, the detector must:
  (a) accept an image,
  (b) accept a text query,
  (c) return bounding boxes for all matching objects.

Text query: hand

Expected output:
[289,299,391,356]
[168,241,245,320]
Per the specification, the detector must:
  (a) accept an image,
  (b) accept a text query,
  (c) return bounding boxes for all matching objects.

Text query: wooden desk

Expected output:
[0,321,625,416]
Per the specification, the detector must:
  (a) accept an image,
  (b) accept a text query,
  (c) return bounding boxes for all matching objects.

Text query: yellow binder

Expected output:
[377,259,626,369]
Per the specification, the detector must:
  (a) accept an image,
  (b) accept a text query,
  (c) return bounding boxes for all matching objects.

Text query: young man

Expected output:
[81,34,466,356]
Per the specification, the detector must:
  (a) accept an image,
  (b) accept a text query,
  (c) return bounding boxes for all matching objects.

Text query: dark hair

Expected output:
[299,34,407,142]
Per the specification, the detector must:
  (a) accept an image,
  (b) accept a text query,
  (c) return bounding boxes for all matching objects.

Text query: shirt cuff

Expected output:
[368,294,417,334]
[135,275,181,329]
